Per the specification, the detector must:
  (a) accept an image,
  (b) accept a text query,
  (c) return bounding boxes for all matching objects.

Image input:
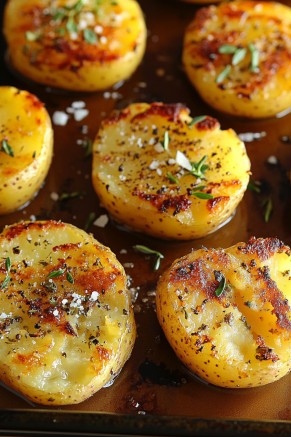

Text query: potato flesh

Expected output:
[3,0,146,91]
[156,237,291,388]
[0,86,53,215]
[92,102,250,240]
[0,220,136,405]
[182,1,291,118]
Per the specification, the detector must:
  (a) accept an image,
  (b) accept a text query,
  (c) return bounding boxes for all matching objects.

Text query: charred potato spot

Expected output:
[156,237,291,388]
[0,86,53,215]
[182,0,291,118]
[3,0,146,91]
[92,102,250,240]
[0,220,136,405]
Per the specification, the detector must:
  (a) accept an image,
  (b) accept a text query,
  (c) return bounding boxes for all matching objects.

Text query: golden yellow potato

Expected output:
[0,220,136,405]
[0,86,53,215]
[156,237,291,388]
[3,0,146,92]
[179,0,219,3]
[182,1,291,118]
[92,102,251,240]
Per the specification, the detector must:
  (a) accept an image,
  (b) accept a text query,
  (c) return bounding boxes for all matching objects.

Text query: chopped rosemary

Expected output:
[1,139,14,157]
[214,272,226,297]
[162,131,170,151]
[216,65,231,84]
[81,138,93,158]
[47,269,66,279]
[216,43,260,83]
[218,44,237,55]
[66,271,74,284]
[247,179,262,194]
[263,197,273,223]
[249,43,260,72]
[66,18,78,33]
[188,115,207,127]
[232,47,247,66]
[167,172,178,184]
[59,191,82,202]
[133,244,164,271]
[190,191,213,200]
[83,28,97,44]
[84,211,96,231]
[1,257,11,290]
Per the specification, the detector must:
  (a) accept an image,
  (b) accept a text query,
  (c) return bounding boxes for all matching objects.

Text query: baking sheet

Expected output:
[0,0,290,435]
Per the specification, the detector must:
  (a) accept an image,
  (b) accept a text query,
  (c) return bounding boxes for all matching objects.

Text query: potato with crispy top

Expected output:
[156,237,291,388]
[182,1,291,118]
[0,220,135,405]
[0,86,53,215]
[3,0,146,92]
[92,102,250,240]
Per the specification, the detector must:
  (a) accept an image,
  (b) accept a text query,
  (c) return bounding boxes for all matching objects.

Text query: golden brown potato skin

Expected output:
[3,0,146,91]
[0,86,53,215]
[182,1,291,118]
[0,220,136,405]
[156,237,291,388]
[92,102,250,240]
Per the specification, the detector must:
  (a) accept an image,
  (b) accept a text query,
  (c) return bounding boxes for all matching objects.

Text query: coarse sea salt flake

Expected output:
[0,312,12,319]
[90,291,99,301]
[74,109,89,121]
[50,192,59,201]
[93,214,109,228]
[52,111,69,126]
[72,101,86,109]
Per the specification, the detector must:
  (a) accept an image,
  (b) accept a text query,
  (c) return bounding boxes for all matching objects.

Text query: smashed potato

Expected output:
[92,102,250,240]
[156,237,291,388]
[0,220,136,405]
[0,86,53,215]
[182,1,291,118]
[3,0,146,91]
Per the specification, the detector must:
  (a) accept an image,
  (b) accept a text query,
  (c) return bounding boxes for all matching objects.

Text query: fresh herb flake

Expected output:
[1,140,14,157]
[231,47,247,66]
[162,131,170,151]
[166,172,178,184]
[247,179,261,194]
[263,197,273,223]
[190,191,213,200]
[248,43,260,72]
[218,44,237,55]
[83,28,97,44]
[1,257,11,290]
[215,274,226,297]
[188,115,207,127]
[66,271,74,284]
[216,64,231,84]
[47,269,66,279]
[84,211,96,231]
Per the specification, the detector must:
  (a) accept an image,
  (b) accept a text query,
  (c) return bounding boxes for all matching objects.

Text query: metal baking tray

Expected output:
[0,0,290,435]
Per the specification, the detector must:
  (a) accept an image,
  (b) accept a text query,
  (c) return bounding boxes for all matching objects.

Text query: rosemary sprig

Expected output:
[189,155,209,179]
[133,245,164,271]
